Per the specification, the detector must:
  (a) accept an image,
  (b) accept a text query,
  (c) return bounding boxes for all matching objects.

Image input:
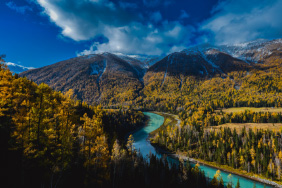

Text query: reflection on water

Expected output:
[133,112,272,188]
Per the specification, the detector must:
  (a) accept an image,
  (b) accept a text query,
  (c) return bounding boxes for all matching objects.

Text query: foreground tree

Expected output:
[79,113,109,168]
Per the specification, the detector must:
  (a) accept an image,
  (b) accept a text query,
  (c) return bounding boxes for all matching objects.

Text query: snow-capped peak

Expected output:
[181,43,219,56]
[218,38,281,63]
[231,39,269,48]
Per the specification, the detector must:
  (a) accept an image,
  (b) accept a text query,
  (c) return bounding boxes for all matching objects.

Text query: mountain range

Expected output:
[20,39,282,106]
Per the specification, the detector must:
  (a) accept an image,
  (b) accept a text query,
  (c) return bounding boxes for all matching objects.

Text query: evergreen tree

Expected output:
[127,134,135,155]
[235,179,240,188]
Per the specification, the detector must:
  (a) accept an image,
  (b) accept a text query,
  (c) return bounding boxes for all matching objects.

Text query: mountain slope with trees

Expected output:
[21,53,145,105]
[19,39,282,109]
[1,58,221,188]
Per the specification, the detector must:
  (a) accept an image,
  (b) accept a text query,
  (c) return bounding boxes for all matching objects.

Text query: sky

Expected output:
[1,0,282,70]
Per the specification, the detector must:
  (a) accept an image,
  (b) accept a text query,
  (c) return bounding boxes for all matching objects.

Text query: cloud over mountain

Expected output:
[34,0,282,56]
[35,0,194,55]
[201,0,282,44]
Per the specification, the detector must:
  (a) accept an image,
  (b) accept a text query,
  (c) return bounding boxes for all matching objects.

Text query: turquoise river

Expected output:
[132,112,273,188]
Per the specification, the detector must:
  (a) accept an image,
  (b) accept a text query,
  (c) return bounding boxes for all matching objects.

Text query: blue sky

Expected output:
[1,0,282,69]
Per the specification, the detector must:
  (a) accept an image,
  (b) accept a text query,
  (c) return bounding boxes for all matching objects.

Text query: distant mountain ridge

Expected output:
[5,62,34,74]
[219,38,282,63]
[20,38,282,105]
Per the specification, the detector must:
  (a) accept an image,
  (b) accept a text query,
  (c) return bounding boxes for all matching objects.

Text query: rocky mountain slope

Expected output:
[21,53,145,104]
[20,39,282,106]
[220,38,282,63]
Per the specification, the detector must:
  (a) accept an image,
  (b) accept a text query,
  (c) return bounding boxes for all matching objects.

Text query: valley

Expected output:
[148,111,282,187]
[3,0,282,187]
[20,39,282,112]
[2,38,282,187]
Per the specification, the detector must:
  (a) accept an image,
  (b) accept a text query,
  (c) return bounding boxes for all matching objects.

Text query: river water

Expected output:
[132,112,273,188]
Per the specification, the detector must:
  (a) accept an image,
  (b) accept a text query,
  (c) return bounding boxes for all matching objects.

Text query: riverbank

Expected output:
[149,111,282,188]
[148,111,180,138]
[173,153,282,188]
[125,114,150,140]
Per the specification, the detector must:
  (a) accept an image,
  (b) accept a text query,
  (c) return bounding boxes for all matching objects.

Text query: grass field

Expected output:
[207,123,282,132]
[215,107,282,113]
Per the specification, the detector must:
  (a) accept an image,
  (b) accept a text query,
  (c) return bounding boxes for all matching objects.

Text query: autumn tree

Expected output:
[79,113,109,168]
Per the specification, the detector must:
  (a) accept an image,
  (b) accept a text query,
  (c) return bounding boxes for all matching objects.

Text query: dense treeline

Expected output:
[0,61,217,188]
[186,110,282,127]
[102,109,146,146]
[146,60,282,183]
[146,59,282,184]
[108,142,210,188]
[134,59,282,125]
[6,47,282,187]
[70,56,282,117]
[152,123,282,181]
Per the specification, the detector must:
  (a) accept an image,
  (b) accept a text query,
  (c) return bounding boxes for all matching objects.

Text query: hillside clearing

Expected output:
[215,107,282,113]
[207,123,282,132]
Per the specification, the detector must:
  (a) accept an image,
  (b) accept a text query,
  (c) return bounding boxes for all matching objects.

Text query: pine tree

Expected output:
[235,178,240,188]
[219,177,224,188]
[127,134,135,155]
[79,113,109,168]
[209,177,219,188]
[0,62,13,117]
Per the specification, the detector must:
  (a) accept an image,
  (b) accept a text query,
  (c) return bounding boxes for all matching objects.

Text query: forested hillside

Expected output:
[13,38,282,185]
[147,53,282,182]
[20,53,144,105]
[152,119,282,182]
[0,59,218,188]
[20,39,282,111]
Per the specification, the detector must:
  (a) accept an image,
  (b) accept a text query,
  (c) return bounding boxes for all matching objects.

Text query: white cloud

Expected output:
[5,62,35,73]
[165,25,182,37]
[78,22,193,56]
[5,62,34,69]
[36,0,194,55]
[201,0,282,44]
[36,0,134,41]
